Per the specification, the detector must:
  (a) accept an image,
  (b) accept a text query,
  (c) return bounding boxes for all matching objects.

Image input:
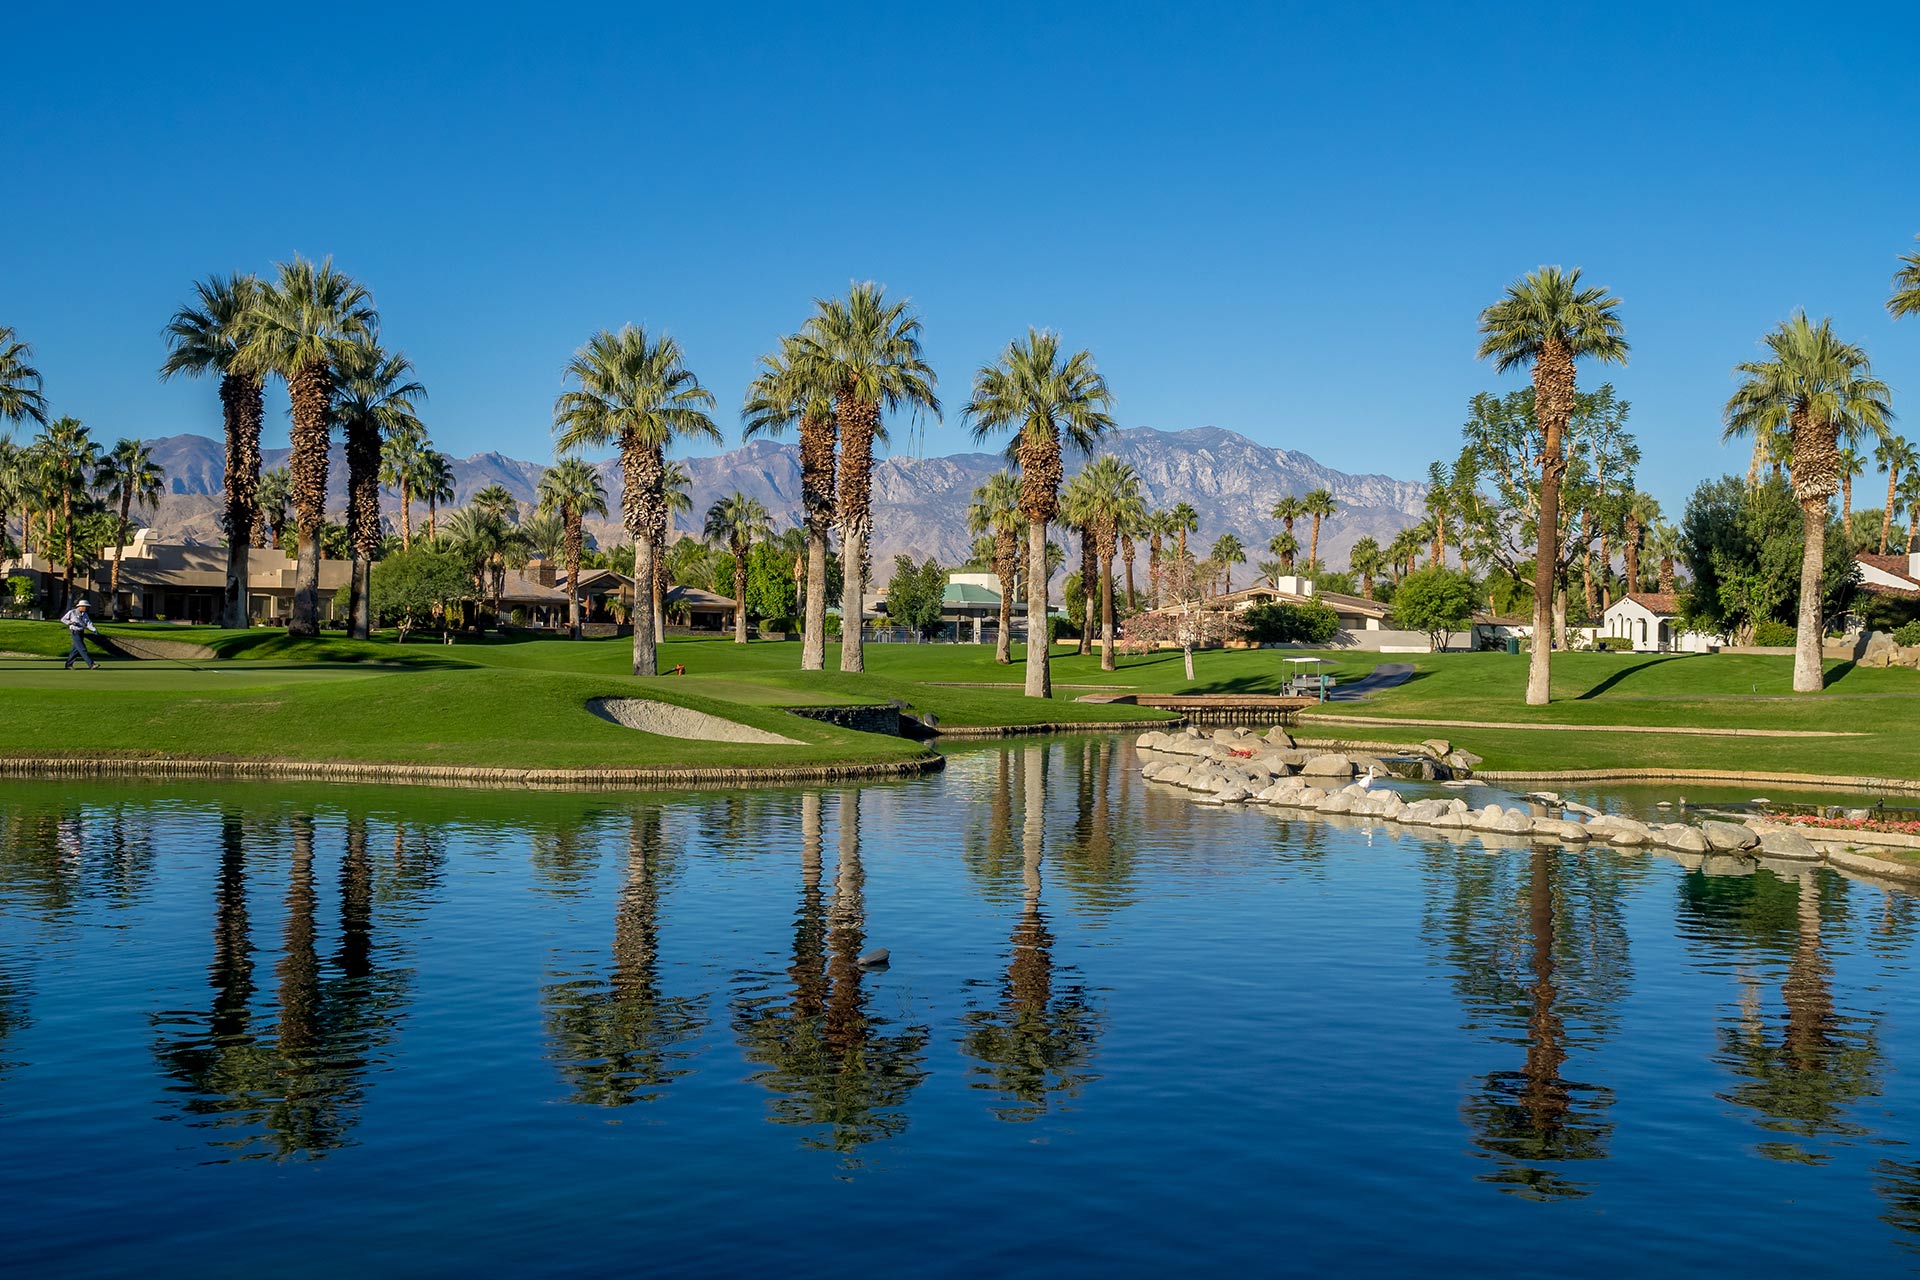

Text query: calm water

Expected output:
[4,741,1920,1276]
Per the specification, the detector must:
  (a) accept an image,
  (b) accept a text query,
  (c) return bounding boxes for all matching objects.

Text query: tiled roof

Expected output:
[1615,592,1680,616]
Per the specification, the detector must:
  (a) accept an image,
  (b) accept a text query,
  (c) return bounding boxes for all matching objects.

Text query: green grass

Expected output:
[6,617,1912,780]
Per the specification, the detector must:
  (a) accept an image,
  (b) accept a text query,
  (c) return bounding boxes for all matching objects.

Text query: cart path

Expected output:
[1297,711,1862,739]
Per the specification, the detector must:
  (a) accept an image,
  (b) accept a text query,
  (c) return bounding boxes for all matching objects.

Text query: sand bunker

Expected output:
[588,697,800,745]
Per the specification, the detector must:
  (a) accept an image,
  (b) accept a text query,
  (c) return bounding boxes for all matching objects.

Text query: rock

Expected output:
[1895,645,1920,671]
[1210,726,1252,743]
[1860,630,1896,669]
[1700,820,1760,853]
[1213,785,1253,804]
[1656,824,1709,854]
[1757,828,1820,860]
[1300,753,1356,778]
[1443,749,1485,772]
[1296,786,1329,806]
[1587,814,1654,846]
[1470,804,1508,830]
[1264,726,1296,748]
[1420,738,1452,758]
[1399,798,1453,825]
[1563,800,1602,819]
[1526,792,1563,806]
[1317,792,1356,814]
[1351,755,1391,777]
[1531,818,1591,843]
[1135,731,1166,750]
[857,949,890,968]
[1430,810,1471,829]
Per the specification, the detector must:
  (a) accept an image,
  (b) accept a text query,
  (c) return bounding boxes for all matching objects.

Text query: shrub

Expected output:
[1596,636,1633,652]
[1751,620,1797,646]
[762,616,797,635]
[1240,600,1340,645]
[1893,621,1920,647]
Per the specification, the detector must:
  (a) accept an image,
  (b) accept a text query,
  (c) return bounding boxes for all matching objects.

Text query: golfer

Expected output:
[60,599,98,669]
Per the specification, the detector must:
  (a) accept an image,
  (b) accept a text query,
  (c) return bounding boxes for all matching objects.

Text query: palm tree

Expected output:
[1835,447,1866,534]
[1875,436,1916,555]
[1142,509,1174,608]
[421,450,455,541]
[1386,526,1423,583]
[1117,510,1142,611]
[793,284,940,674]
[966,470,1024,664]
[1646,521,1682,594]
[256,467,292,549]
[1900,471,1920,553]
[1208,533,1245,594]
[965,329,1113,698]
[1255,558,1286,589]
[241,258,379,636]
[39,417,99,610]
[94,438,165,620]
[1077,456,1146,671]
[553,325,719,675]
[537,456,609,638]
[1348,534,1385,599]
[1620,492,1661,593]
[743,333,840,670]
[0,436,23,557]
[0,326,49,432]
[380,421,431,550]
[522,509,566,563]
[1724,312,1893,692]
[1269,529,1298,573]
[160,274,265,628]
[333,340,425,638]
[703,492,773,643]
[1060,469,1100,655]
[1890,235,1920,320]
[1270,494,1304,549]
[441,505,520,620]
[1168,502,1198,566]
[1478,265,1629,705]
[653,460,694,636]
[1302,488,1337,575]
[471,483,516,522]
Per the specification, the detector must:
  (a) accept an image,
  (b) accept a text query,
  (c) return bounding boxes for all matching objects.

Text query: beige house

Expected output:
[9,530,351,623]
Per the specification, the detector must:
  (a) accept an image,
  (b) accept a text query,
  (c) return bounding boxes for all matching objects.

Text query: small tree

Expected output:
[371,545,473,642]
[1120,553,1248,680]
[1391,566,1475,652]
[1241,599,1340,645]
[885,555,947,637]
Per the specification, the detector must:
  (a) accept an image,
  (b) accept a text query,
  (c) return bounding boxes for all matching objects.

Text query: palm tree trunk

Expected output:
[619,444,662,676]
[734,551,748,644]
[108,488,132,620]
[566,512,583,640]
[1121,536,1137,611]
[1527,342,1572,705]
[632,536,658,675]
[1099,545,1116,673]
[839,524,866,671]
[61,492,75,613]
[1841,475,1853,539]
[803,531,829,670]
[836,396,879,675]
[287,359,331,638]
[427,497,437,542]
[1884,470,1900,555]
[994,533,1015,665]
[1793,498,1827,693]
[1025,518,1051,698]
[400,490,412,552]
[1078,531,1094,657]
[221,372,263,629]
[1308,517,1322,576]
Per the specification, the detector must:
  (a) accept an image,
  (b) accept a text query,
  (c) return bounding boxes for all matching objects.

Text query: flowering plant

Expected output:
[1784,815,1920,836]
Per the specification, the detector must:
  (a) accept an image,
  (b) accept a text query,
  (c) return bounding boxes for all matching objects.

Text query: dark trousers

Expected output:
[66,631,94,668]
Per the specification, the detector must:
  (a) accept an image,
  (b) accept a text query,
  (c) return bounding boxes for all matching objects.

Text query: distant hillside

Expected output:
[136,426,1428,571]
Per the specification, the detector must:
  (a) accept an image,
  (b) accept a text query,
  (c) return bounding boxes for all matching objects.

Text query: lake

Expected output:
[3,738,1918,1276]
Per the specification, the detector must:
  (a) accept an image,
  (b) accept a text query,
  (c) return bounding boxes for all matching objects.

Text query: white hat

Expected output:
[76,599,90,608]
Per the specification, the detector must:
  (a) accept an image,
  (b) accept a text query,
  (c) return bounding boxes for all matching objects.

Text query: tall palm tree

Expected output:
[537,456,609,638]
[967,470,1024,664]
[160,274,265,628]
[333,341,425,638]
[1077,456,1146,671]
[1142,509,1172,608]
[1269,529,1298,573]
[1900,471,1920,553]
[1875,435,1916,555]
[1270,494,1304,550]
[654,460,694,637]
[1890,235,1920,320]
[94,438,165,620]
[0,326,49,437]
[241,258,379,636]
[1620,491,1661,592]
[442,505,520,620]
[1060,469,1101,655]
[471,483,516,522]
[256,467,292,549]
[1167,502,1198,566]
[0,436,23,558]
[1301,488,1337,575]
[1478,265,1629,705]
[1208,533,1245,594]
[1117,510,1142,611]
[1724,312,1893,692]
[380,420,431,550]
[1835,446,1866,536]
[421,450,455,541]
[1386,526,1423,584]
[793,284,940,674]
[1348,534,1385,599]
[39,417,99,610]
[554,325,718,675]
[743,333,840,669]
[1646,521,1682,594]
[703,492,773,643]
[965,329,1113,698]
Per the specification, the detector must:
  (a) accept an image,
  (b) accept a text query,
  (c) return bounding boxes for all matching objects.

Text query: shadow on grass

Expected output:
[1824,659,1858,689]
[1574,655,1685,700]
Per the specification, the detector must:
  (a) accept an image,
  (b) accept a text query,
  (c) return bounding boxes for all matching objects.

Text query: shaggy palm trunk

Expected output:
[60,491,74,612]
[1078,531,1094,656]
[399,492,412,551]
[1120,534,1137,611]
[288,360,332,637]
[1841,476,1854,540]
[1526,341,1573,705]
[799,412,836,671]
[1099,537,1117,673]
[565,512,583,640]
[345,416,382,640]
[1308,517,1322,577]
[1148,535,1162,609]
[621,442,661,676]
[1883,470,1901,555]
[220,373,264,629]
[836,396,879,674]
[994,530,1016,665]
[1025,518,1051,698]
[427,498,438,542]
[1580,510,1598,618]
[733,549,748,643]
[107,485,133,620]
[1790,411,1837,694]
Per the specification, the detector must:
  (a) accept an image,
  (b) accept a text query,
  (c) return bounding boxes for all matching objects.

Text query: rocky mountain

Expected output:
[135,426,1428,572]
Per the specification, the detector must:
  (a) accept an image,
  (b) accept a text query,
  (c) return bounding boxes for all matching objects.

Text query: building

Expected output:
[1857,551,1920,616]
[1600,591,1722,653]
[7,530,351,623]
[663,584,737,631]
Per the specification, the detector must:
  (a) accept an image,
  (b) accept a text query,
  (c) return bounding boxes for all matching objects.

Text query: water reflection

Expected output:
[543,808,706,1105]
[734,791,929,1158]
[151,812,416,1161]
[960,743,1100,1120]
[1426,844,1634,1199]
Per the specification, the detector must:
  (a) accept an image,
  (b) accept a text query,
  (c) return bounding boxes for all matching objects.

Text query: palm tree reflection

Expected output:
[735,790,928,1158]
[961,743,1099,1120]
[543,807,706,1107]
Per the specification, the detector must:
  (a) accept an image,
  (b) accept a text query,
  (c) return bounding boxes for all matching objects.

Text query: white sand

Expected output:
[588,697,800,745]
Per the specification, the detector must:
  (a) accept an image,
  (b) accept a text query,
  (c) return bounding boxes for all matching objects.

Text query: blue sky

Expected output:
[9,2,1920,513]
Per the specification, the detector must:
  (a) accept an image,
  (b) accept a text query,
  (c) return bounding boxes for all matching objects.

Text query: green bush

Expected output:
[1893,621,1920,647]
[1751,620,1797,646]
[1241,600,1340,645]
[762,616,797,634]
[1596,636,1633,652]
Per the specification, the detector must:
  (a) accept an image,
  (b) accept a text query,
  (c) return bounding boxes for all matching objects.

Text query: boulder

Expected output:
[1757,827,1820,860]
[1317,793,1356,815]
[1211,785,1253,804]
[1301,753,1356,778]
[1700,820,1760,853]
[1135,731,1168,751]
[1420,738,1452,758]
[1295,786,1329,806]
[1604,819,1654,847]
[1211,726,1254,744]
[1399,798,1452,825]
[1264,726,1296,748]
[1531,818,1591,843]
[1485,808,1533,835]
[1656,824,1709,854]
[1860,630,1896,669]
[1563,800,1603,819]
[1429,810,1472,829]
[1443,749,1485,772]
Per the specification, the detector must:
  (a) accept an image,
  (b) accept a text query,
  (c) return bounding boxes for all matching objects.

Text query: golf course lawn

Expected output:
[2,620,1916,781]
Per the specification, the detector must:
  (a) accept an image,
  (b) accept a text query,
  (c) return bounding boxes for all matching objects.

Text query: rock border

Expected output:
[0,751,944,792]
[1478,766,1920,796]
